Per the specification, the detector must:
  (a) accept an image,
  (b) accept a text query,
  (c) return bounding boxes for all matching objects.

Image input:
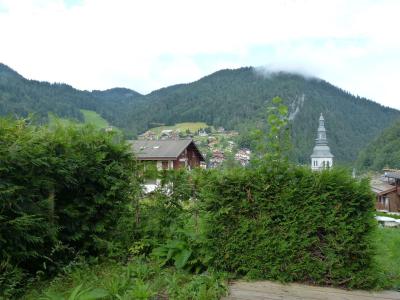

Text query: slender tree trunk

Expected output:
[48,188,55,224]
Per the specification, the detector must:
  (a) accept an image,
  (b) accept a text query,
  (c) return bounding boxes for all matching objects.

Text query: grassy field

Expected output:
[148,122,209,135]
[48,110,122,134]
[374,227,400,289]
[48,113,77,127]
[80,109,110,128]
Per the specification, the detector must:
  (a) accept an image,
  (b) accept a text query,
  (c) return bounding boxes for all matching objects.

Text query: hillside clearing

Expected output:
[48,110,122,133]
[147,122,209,135]
[80,109,109,128]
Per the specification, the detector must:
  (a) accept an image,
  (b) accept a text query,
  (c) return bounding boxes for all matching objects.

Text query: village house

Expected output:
[160,129,180,140]
[209,149,225,168]
[130,139,205,193]
[138,130,156,140]
[371,170,400,213]
[198,130,208,137]
[130,139,205,171]
[225,130,239,137]
[235,148,251,166]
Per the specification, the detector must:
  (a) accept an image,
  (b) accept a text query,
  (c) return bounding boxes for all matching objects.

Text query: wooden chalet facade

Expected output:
[371,170,400,212]
[130,139,205,170]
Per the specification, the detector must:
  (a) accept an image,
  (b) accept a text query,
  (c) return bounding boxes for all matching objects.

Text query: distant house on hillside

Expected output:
[198,130,208,137]
[371,170,400,212]
[160,129,180,140]
[138,130,156,140]
[129,139,205,170]
[235,148,251,166]
[209,150,225,168]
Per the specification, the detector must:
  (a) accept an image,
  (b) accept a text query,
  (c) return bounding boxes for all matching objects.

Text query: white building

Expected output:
[311,114,334,171]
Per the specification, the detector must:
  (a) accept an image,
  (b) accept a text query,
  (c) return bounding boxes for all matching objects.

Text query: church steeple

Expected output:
[311,113,334,170]
[316,114,327,145]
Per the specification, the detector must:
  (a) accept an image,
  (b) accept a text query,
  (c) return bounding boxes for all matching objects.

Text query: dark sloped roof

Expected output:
[385,171,400,180]
[370,176,397,195]
[129,139,204,160]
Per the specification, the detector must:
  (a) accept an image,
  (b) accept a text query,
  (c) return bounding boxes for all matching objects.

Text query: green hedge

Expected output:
[200,164,377,288]
[0,118,138,297]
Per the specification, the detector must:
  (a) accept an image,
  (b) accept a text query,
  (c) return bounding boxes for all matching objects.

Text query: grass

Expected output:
[48,110,122,134]
[80,109,109,129]
[48,113,77,127]
[374,227,400,290]
[148,122,209,136]
[24,257,228,300]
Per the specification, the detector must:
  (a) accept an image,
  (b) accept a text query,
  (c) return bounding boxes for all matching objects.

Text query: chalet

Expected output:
[371,170,400,212]
[138,130,156,140]
[130,139,205,170]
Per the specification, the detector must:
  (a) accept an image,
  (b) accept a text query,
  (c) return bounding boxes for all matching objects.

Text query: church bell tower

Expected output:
[311,113,334,171]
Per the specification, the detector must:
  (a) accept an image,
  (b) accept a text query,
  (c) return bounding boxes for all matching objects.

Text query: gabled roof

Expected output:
[385,171,400,180]
[129,139,204,161]
[371,177,397,196]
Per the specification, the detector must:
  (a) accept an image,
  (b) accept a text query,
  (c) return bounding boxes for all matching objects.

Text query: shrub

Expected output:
[200,164,378,288]
[0,118,139,297]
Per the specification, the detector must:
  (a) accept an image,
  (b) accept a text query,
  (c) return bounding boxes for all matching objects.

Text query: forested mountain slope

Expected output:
[123,67,400,163]
[0,63,141,125]
[1,63,399,164]
[356,120,400,171]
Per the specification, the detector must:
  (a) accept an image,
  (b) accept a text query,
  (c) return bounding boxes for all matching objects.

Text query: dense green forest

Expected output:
[1,63,399,164]
[356,120,400,171]
[0,63,141,125]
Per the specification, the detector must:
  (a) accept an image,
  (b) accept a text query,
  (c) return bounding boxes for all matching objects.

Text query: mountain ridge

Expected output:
[0,63,399,164]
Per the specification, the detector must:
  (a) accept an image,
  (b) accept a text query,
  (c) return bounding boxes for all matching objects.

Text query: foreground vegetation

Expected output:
[0,102,397,298]
[22,227,400,298]
[24,258,227,299]
[374,228,400,289]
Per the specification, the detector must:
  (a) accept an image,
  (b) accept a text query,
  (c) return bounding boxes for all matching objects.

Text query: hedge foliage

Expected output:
[199,163,377,288]
[0,118,139,297]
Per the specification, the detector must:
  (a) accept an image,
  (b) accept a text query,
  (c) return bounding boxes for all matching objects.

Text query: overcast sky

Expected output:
[0,0,399,109]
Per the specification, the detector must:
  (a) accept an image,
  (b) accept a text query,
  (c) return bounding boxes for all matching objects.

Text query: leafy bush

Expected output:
[0,118,139,297]
[200,164,378,288]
